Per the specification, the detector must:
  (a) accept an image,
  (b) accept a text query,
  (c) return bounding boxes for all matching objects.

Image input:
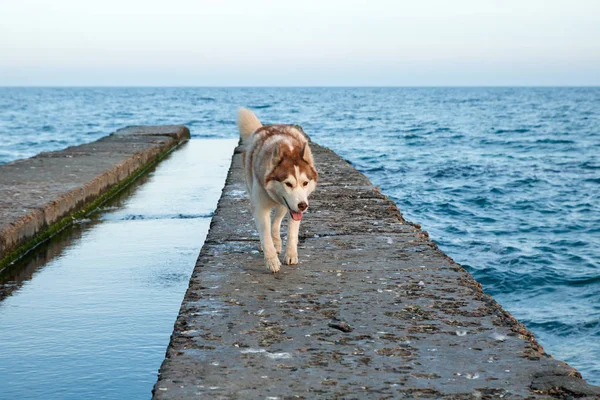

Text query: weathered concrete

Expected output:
[0,125,190,271]
[154,144,600,399]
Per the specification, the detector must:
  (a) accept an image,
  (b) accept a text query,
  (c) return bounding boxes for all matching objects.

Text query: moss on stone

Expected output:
[0,141,184,276]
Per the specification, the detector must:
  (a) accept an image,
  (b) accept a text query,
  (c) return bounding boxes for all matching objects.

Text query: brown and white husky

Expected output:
[237,108,318,273]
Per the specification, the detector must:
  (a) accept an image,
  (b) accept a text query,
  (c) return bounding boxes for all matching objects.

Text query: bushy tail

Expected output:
[237,107,262,143]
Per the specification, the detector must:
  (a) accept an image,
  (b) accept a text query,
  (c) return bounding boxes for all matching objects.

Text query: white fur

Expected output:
[237,107,262,142]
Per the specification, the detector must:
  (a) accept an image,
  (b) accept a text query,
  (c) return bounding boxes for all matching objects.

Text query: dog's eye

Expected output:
[303,181,309,187]
[285,182,293,188]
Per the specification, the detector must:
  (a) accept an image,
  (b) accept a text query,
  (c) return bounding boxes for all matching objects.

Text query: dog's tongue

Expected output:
[290,210,303,221]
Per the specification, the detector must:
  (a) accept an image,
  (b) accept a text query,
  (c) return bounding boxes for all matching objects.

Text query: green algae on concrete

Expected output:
[153,144,600,399]
[0,125,190,272]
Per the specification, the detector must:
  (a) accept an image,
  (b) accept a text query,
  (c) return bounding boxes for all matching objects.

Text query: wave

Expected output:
[103,213,214,221]
[250,104,271,109]
[535,138,576,144]
[580,162,600,170]
[522,319,600,337]
[495,128,530,134]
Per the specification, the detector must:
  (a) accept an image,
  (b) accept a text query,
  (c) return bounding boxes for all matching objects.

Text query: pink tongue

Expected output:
[290,210,303,221]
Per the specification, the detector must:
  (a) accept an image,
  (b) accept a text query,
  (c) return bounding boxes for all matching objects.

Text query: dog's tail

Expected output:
[237,107,262,143]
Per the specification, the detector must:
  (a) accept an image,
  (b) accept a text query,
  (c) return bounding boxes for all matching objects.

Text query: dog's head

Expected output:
[265,142,318,221]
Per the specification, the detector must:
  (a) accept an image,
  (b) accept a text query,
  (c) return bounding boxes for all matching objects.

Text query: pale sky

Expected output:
[1,0,599,86]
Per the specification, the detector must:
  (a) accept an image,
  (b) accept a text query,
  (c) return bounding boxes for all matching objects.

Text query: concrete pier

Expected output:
[0,126,190,271]
[154,144,599,399]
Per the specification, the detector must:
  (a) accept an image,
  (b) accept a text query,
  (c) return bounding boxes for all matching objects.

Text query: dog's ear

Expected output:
[272,143,281,165]
[301,143,314,164]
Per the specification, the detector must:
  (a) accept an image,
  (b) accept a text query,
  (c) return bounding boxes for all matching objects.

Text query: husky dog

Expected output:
[237,108,318,273]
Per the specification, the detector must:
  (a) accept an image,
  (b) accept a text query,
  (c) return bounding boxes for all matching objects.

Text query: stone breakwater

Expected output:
[0,125,190,272]
[153,144,599,399]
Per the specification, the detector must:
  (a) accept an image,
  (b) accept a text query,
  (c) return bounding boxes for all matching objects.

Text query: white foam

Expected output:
[265,352,292,359]
[240,348,266,354]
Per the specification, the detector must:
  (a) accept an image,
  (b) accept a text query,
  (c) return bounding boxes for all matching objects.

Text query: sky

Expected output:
[0,0,599,86]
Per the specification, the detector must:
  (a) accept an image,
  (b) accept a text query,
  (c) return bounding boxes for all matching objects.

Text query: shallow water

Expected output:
[0,139,237,399]
[0,87,598,385]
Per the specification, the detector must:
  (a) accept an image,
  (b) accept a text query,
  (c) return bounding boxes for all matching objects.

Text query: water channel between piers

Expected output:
[0,139,237,400]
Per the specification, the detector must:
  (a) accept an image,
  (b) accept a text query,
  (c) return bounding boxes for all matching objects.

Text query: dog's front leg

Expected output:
[271,205,287,254]
[284,218,300,265]
[254,206,281,273]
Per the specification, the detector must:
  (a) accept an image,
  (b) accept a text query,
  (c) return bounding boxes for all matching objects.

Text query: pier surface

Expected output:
[154,144,599,399]
[0,126,189,270]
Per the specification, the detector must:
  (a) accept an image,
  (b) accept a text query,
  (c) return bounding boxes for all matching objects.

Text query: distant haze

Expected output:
[1,0,599,86]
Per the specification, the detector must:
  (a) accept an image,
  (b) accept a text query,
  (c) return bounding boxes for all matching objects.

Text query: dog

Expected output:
[237,108,318,273]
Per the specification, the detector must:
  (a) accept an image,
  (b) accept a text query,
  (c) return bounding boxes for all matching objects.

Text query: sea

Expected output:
[0,87,599,386]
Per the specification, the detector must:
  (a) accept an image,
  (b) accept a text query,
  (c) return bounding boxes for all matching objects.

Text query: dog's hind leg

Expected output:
[253,204,282,273]
[284,218,300,265]
[271,205,287,254]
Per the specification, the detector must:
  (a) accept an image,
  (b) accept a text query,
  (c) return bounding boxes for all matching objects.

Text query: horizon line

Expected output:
[1,85,599,89]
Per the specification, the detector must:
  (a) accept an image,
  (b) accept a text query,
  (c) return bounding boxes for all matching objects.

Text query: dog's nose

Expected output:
[298,202,308,212]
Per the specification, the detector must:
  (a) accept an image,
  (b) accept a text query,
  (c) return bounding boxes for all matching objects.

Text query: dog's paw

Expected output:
[265,255,281,273]
[285,249,298,265]
[259,243,264,253]
[273,238,282,254]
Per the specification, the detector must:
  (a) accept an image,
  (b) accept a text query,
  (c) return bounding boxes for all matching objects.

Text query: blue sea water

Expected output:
[1,87,599,385]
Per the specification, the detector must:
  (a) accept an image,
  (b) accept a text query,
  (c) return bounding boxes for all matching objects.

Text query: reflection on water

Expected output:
[0,222,90,300]
[0,175,149,299]
[0,139,237,400]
